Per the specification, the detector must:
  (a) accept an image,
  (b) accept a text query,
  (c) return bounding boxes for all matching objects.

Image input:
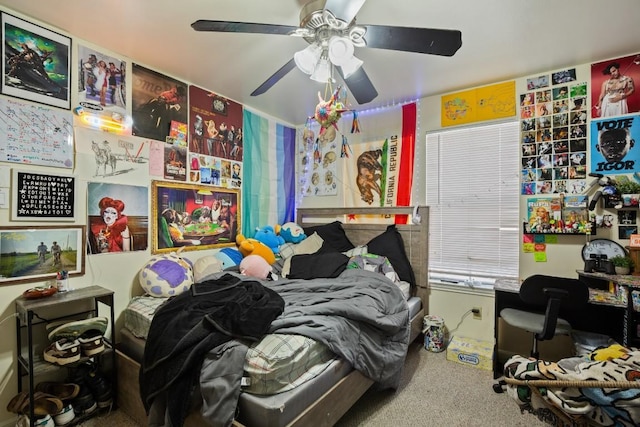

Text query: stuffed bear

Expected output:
[236,234,276,265]
[276,222,307,244]
[253,226,285,254]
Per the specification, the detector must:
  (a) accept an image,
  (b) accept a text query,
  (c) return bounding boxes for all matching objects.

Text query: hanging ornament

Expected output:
[341,135,352,158]
[351,110,360,133]
[313,86,350,135]
[313,138,322,164]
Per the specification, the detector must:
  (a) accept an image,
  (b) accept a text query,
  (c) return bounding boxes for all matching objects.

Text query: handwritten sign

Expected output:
[0,97,74,168]
[12,170,75,221]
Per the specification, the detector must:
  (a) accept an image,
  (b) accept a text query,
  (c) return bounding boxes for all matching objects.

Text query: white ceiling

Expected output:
[3,0,640,125]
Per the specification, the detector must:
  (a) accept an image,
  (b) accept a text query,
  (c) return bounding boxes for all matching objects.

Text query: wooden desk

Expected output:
[493,278,627,378]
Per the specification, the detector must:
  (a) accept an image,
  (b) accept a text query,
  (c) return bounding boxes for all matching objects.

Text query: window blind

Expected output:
[426,121,520,288]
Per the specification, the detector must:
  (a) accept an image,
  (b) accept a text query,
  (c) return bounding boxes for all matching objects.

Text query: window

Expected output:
[426,121,520,289]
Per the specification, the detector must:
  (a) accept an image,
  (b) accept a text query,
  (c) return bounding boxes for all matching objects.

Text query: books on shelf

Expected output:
[525,195,591,234]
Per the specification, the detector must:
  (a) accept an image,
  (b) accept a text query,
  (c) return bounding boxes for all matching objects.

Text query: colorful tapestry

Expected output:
[242,110,296,236]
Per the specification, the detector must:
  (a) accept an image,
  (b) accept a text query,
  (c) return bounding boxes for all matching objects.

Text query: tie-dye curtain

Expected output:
[242,109,296,236]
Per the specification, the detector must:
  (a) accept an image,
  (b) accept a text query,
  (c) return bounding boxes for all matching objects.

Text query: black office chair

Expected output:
[493,275,589,394]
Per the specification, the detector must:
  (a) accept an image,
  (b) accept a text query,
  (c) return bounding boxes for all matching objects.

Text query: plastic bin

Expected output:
[423,315,446,352]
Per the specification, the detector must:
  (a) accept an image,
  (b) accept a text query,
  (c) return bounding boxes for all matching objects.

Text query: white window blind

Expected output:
[426,121,520,288]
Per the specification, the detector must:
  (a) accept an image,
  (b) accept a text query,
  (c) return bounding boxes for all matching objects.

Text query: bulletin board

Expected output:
[11,170,75,221]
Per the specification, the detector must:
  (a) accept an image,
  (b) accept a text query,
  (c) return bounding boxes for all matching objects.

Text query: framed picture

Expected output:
[1,12,71,109]
[11,170,76,221]
[151,180,239,254]
[0,225,85,285]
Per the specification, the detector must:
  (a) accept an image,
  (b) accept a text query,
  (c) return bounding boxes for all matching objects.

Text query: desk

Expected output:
[493,278,628,378]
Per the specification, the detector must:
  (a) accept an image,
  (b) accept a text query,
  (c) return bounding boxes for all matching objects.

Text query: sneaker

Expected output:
[53,404,74,426]
[70,386,96,416]
[34,383,80,401]
[43,339,80,366]
[18,414,55,427]
[47,317,108,341]
[85,371,112,409]
[77,333,104,357]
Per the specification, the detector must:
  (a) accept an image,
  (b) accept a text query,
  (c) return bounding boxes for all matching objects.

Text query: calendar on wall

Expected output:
[11,170,75,221]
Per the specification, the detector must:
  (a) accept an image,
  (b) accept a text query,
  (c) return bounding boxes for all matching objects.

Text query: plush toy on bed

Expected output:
[236,234,276,265]
[239,254,273,280]
[253,226,285,255]
[214,247,243,270]
[138,251,194,297]
[193,255,223,282]
[276,222,307,244]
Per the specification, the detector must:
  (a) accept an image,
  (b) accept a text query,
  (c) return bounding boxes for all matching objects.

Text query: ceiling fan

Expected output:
[192,0,462,105]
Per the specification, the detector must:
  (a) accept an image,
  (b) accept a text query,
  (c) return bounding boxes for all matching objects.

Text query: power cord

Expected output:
[444,309,473,347]
[0,313,18,327]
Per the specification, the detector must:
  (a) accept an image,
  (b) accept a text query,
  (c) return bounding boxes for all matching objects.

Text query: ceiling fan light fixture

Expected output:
[340,55,363,78]
[294,43,322,75]
[328,36,354,66]
[310,56,332,83]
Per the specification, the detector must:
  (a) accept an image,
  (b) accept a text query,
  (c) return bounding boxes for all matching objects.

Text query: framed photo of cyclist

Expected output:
[0,225,86,285]
[1,12,72,109]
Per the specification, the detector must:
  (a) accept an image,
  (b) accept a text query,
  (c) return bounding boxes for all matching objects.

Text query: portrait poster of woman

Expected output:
[87,182,149,254]
[151,181,239,254]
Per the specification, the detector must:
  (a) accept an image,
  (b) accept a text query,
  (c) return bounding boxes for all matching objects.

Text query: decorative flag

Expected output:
[242,110,296,235]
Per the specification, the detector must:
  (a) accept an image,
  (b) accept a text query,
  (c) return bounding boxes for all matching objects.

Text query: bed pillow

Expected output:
[280,232,325,277]
[288,252,349,279]
[303,221,354,252]
[367,225,416,287]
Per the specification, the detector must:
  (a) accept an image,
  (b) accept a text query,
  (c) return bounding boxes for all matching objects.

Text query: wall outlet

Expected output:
[472,307,482,320]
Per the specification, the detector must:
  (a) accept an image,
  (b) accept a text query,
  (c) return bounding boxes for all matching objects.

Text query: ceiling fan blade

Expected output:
[323,0,367,24]
[363,25,462,56]
[191,20,298,35]
[250,58,297,97]
[336,66,378,104]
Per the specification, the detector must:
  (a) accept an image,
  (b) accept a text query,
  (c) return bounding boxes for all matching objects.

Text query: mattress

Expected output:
[119,296,422,427]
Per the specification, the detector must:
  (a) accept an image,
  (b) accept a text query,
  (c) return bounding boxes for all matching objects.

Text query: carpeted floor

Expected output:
[73,341,546,427]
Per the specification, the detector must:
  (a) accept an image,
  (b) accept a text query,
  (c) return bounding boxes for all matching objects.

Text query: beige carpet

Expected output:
[75,341,546,427]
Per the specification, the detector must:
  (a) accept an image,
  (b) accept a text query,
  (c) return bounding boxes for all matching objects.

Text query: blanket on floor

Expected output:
[504,346,640,426]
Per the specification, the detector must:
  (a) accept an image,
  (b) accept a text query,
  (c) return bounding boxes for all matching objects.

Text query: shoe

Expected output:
[70,386,96,416]
[34,383,80,401]
[85,371,112,409]
[18,414,55,427]
[43,339,80,366]
[47,317,108,341]
[77,333,105,356]
[52,404,74,426]
[7,391,63,416]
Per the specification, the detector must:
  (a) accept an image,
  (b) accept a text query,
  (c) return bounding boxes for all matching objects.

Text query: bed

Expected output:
[116,205,429,427]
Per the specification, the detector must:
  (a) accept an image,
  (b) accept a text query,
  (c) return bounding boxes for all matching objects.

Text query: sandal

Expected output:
[6,391,63,416]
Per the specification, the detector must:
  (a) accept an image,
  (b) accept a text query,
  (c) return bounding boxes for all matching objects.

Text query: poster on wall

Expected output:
[0,97,73,168]
[75,45,129,133]
[590,114,640,175]
[441,81,516,127]
[74,126,150,182]
[298,121,339,197]
[1,12,71,109]
[11,170,75,221]
[87,182,148,254]
[520,68,588,195]
[131,64,187,142]
[591,53,640,119]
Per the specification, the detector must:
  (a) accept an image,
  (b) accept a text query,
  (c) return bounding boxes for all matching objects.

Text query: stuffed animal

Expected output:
[214,247,243,270]
[239,255,273,280]
[253,226,285,254]
[276,222,307,244]
[193,255,223,282]
[236,234,276,265]
[138,251,194,297]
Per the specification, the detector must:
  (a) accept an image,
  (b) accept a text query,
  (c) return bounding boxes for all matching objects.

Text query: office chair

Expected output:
[493,275,589,393]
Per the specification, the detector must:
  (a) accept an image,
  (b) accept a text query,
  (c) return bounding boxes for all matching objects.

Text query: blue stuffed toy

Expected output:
[277,222,307,244]
[253,226,285,255]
